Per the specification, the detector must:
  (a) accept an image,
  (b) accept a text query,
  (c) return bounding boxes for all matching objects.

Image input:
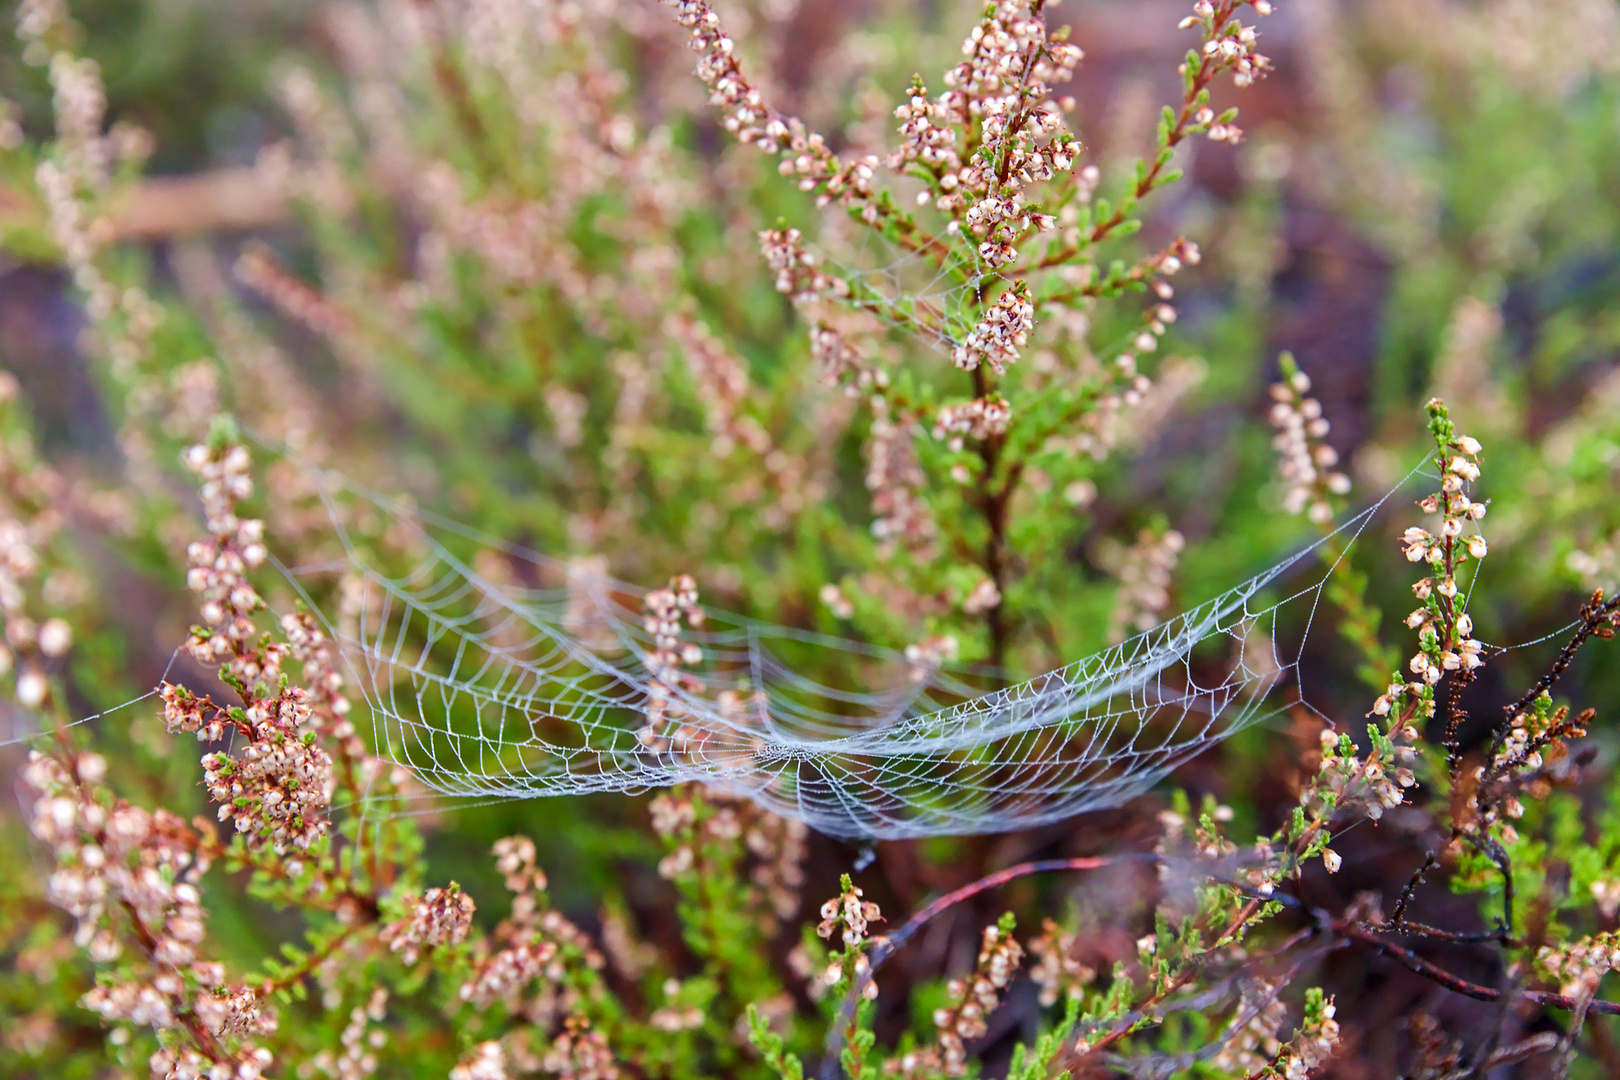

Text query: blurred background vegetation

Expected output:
[2,0,1620,1075]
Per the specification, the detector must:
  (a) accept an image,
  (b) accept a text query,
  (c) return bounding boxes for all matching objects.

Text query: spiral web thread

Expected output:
[828,237,990,351]
[271,462,1410,842]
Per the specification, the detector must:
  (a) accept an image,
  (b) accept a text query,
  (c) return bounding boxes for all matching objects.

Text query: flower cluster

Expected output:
[459,836,604,1012]
[743,805,810,922]
[903,634,960,682]
[459,934,560,1011]
[936,922,1023,1072]
[663,0,879,212]
[810,323,885,391]
[1106,528,1185,642]
[1210,979,1287,1075]
[22,1,175,475]
[817,877,881,950]
[1179,0,1275,93]
[183,685,333,856]
[0,374,75,711]
[888,919,1023,1078]
[669,316,767,460]
[932,396,1012,449]
[310,989,388,1080]
[1536,931,1620,999]
[1026,920,1095,1007]
[866,400,937,561]
[758,228,847,303]
[1377,412,1489,723]
[1267,989,1340,1080]
[234,243,353,342]
[670,314,813,531]
[952,283,1033,374]
[278,608,363,757]
[450,1041,509,1080]
[890,82,963,179]
[493,836,546,894]
[1268,362,1350,523]
[1050,352,1200,463]
[542,1016,618,1080]
[24,750,280,1078]
[1491,700,1589,776]
[639,575,705,749]
[382,884,475,965]
[814,877,881,997]
[164,440,334,857]
[961,578,1002,617]
[1310,724,1418,826]
[648,980,704,1033]
[924,2,1081,255]
[648,788,807,935]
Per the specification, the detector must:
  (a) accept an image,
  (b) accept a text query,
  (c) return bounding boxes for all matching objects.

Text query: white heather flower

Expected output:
[16,668,47,707]
[819,584,855,619]
[37,617,72,656]
[953,286,1033,375]
[962,578,1001,615]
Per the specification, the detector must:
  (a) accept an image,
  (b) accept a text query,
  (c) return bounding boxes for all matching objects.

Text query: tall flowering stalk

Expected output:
[1267,353,1399,690]
[665,0,1277,673]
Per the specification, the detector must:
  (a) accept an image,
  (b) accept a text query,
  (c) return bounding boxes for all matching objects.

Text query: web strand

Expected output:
[226,452,1421,841]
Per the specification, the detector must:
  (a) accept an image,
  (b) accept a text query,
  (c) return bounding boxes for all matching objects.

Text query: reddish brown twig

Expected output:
[870,855,1129,965]
[1334,920,1620,1016]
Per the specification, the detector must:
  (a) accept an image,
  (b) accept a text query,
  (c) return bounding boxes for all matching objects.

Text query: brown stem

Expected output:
[261,921,367,995]
[1086,1,1241,246]
[408,0,498,177]
[114,899,231,1062]
[1495,592,1620,748]
[969,366,1020,674]
[1335,921,1620,1016]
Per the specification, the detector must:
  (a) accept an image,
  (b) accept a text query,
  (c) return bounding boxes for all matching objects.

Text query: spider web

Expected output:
[815,219,997,352]
[268,459,1409,842]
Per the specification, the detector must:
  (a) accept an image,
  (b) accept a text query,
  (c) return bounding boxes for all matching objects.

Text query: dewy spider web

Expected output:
[818,223,994,351]
[270,457,1414,842]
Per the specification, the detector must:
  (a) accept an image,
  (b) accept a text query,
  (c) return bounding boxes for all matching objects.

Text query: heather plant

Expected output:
[3,0,1620,1077]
